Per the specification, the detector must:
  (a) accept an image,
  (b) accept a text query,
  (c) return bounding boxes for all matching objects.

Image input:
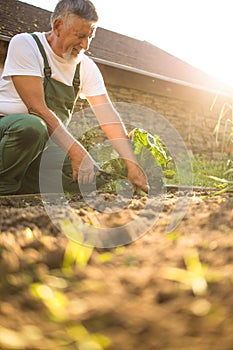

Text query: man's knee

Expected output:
[17,114,48,140]
[6,114,49,146]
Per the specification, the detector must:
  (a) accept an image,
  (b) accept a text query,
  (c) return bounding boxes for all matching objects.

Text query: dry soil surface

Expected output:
[0,189,233,350]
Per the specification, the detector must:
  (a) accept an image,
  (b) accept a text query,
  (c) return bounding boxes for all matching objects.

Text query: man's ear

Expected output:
[53,18,64,36]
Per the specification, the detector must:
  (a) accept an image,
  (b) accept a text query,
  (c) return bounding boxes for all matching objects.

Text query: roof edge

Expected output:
[92,57,232,98]
[0,34,231,97]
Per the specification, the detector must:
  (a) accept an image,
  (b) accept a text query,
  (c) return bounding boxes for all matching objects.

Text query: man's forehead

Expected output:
[71,17,97,29]
[72,26,96,36]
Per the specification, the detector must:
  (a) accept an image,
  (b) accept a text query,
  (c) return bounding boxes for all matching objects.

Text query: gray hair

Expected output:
[50,0,98,27]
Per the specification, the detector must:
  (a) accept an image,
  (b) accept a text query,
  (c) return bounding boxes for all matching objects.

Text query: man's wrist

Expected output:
[124,159,140,170]
[68,142,85,159]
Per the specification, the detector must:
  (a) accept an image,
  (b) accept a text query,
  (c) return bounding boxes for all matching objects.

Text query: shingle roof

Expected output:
[90,28,224,91]
[0,0,231,93]
[0,0,51,36]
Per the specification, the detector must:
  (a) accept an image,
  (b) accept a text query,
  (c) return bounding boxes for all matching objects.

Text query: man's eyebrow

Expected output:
[75,31,88,37]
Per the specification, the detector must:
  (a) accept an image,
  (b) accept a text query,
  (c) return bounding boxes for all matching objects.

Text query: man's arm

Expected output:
[87,93,149,193]
[12,75,95,183]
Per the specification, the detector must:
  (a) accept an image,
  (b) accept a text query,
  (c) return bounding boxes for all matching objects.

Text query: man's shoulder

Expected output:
[10,32,43,44]
[83,53,94,62]
[81,53,97,68]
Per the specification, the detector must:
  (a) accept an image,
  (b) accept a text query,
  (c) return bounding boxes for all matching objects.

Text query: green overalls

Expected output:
[0,34,80,195]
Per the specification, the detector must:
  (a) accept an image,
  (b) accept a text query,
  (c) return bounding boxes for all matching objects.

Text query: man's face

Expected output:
[56,16,97,61]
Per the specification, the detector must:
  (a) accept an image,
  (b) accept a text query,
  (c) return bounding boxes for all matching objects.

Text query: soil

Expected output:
[0,188,233,350]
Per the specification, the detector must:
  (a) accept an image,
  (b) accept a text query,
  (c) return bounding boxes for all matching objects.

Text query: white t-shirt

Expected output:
[0,32,107,115]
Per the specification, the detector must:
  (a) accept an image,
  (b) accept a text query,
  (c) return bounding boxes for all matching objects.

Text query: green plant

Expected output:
[80,127,173,175]
[129,128,171,169]
[206,174,233,194]
[92,128,174,193]
[191,155,231,188]
[166,154,233,189]
[79,127,233,192]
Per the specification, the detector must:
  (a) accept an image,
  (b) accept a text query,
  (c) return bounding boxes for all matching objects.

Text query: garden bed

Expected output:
[0,188,233,350]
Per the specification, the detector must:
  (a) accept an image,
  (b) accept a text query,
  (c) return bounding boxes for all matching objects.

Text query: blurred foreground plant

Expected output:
[161,249,221,296]
[30,282,111,349]
[62,239,94,271]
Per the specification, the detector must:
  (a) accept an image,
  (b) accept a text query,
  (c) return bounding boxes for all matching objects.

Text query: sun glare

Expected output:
[19,0,233,87]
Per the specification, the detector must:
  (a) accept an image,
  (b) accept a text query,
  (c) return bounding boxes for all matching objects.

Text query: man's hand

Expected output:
[127,163,149,194]
[71,153,96,185]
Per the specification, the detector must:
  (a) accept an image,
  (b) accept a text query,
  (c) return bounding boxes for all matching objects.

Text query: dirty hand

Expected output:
[71,154,95,185]
[127,163,149,194]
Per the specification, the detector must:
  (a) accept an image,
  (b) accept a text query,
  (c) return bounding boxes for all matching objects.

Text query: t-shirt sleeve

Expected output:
[2,33,43,79]
[79,55,107,98]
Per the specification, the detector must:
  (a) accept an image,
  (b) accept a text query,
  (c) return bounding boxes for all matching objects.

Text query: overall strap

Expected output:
[31,33,80,94]
[72,63,81,96]
[31,33,51,83]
